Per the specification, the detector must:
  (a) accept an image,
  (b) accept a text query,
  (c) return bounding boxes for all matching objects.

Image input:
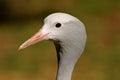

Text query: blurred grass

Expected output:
[0,0,120,80]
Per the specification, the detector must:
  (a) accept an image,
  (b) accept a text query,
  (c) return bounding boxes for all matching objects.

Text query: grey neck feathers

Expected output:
[54,41,82,80]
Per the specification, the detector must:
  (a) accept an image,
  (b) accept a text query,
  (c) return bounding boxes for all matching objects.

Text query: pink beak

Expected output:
[18,31,48,50]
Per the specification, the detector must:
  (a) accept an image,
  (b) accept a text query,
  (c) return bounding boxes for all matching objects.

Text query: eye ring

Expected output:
[55,23,62,28]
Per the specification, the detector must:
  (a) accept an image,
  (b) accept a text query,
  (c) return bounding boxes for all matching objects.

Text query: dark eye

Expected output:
[55,23,61,28]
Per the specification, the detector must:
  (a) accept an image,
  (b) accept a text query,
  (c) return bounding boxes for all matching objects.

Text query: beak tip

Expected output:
[18,47,22,51]
[18,46,23,51]
[18,45,25,51]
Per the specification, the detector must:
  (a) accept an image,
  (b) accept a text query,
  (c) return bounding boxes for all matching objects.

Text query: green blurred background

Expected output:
[0,0,120,80]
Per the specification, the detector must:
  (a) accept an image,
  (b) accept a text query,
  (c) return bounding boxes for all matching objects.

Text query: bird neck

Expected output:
[54,41,82,80]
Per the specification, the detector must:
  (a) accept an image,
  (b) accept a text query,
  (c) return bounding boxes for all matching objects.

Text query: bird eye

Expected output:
[55,23,61,28]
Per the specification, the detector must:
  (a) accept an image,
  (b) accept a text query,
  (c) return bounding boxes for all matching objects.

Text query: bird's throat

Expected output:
[54,42,62,67]
[54,42,77,80]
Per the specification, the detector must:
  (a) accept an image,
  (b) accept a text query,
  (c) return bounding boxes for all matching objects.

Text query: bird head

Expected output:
[19,13,86,50]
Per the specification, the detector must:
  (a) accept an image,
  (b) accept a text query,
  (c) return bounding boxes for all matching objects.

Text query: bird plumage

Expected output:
[19,12,87,80]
